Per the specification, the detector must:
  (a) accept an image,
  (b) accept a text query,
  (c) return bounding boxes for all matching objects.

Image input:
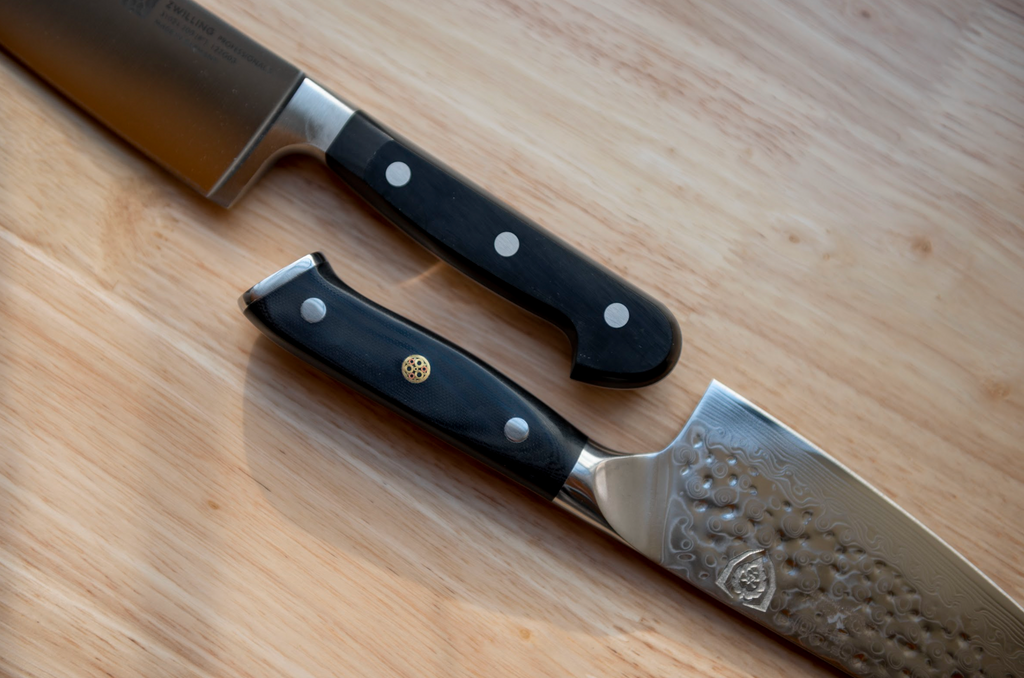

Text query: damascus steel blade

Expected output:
[556,381,1024,677]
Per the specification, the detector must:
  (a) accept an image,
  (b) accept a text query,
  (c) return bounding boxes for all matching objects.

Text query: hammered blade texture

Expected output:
[659,382,1024,678]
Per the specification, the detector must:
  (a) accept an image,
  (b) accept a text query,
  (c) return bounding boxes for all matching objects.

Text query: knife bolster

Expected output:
[210,78,356,207]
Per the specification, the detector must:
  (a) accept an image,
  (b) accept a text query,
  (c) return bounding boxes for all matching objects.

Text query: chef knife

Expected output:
[240,253,1024,678]
[0,0,680,389]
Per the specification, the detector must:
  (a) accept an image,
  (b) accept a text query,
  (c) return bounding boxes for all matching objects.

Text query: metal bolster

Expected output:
[209,78,357,207]
[552,441,624,541]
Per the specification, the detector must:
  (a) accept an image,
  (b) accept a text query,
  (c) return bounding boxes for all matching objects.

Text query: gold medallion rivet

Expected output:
[402,355,431,384]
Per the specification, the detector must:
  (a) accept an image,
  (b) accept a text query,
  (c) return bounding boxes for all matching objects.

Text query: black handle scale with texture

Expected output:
[243,256,586,499]
[325,112,682,389]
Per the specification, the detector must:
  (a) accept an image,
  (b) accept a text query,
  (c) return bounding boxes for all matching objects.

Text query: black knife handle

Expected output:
[325,112,681,389]
[241,253,586,499]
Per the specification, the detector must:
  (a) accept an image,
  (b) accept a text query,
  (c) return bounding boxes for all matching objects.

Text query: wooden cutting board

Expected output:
[1,0,1022,675]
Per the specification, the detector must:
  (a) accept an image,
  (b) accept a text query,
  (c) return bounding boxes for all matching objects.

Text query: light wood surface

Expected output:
[2,0,1023,676]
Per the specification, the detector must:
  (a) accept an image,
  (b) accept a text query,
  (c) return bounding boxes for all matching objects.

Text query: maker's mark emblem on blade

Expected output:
[716,550,776,612]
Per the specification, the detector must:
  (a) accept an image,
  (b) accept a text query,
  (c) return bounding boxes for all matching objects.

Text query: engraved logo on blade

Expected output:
[123,0,159,17]
[716,549,776,612]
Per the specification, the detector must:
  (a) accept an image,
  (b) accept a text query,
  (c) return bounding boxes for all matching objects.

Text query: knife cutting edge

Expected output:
[240,253,1024,678]
[0,0,681,388]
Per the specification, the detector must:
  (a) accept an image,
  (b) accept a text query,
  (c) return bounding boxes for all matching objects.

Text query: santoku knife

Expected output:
[0,0,680,388]
[240,253,1024,678]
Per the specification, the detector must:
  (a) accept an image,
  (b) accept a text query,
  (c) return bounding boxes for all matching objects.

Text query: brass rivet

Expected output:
[402,354,431,384]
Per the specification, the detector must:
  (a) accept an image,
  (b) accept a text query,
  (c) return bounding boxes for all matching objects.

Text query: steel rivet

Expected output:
[604,302,629,328]
[494,231,520,257]
[386,161,411,187]
[504,417,529,443]
[300,297,327,323]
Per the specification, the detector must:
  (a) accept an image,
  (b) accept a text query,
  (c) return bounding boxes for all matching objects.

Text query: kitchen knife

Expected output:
[0,0,680,389]
[240,253,1024,678]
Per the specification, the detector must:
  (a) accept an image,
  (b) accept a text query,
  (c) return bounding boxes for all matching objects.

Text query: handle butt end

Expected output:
[567,297,682,389]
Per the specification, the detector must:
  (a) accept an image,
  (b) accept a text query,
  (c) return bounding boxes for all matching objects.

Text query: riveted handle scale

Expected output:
[242,254,586,499]
[325,113,682,388]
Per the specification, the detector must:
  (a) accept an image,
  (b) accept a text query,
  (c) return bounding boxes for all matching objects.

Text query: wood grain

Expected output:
[1,0,1022,676]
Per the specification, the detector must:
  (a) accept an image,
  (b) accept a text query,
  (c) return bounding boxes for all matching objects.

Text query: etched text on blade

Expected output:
[659,384,1024,677]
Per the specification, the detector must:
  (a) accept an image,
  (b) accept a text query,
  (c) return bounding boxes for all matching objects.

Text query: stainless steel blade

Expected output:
[0,0,353,205]
[556,381,1024,677]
